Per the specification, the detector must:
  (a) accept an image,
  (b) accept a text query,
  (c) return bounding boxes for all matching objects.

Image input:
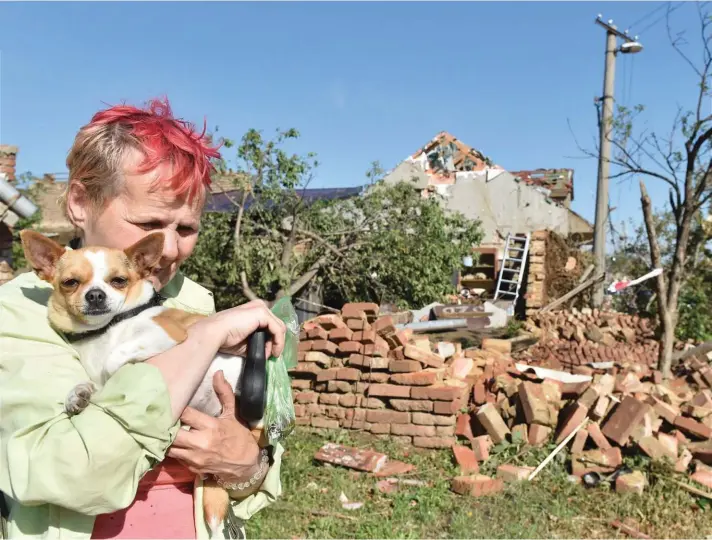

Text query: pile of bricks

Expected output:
[291,302,471,448]
[450,345,712,497]
[517,308,659,371]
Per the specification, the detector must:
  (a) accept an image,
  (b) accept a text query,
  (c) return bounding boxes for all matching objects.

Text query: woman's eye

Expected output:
[138,222,163,230]
[111,277,128,288]
[62,278,79,288]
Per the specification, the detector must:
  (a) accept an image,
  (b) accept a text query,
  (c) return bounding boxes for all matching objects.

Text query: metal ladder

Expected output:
[493,233,531,305]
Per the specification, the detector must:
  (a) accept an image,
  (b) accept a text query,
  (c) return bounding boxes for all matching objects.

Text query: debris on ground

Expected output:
[297,302,712,501]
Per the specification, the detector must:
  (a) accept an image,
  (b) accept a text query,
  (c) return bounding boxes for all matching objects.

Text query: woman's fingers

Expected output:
[213,370,236,418]
[179,406,216,431]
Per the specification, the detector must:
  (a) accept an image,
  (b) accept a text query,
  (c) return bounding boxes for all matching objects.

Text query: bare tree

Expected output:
[574,3,712,377]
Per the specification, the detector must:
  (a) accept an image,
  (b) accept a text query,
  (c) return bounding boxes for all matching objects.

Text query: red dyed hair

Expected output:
[64,97,222,215]
[88,97,221,200]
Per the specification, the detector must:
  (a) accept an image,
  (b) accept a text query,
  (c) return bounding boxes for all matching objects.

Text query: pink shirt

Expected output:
[91,459,197,539]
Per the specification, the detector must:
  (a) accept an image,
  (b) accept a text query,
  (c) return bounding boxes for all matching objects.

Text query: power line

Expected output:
[638,1,685,36]
[628,2,667,31]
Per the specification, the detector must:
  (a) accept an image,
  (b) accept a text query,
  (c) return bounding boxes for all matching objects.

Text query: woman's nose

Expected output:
[160,230,179,263]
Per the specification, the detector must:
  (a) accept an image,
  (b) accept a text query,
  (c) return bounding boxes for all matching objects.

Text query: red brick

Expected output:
[323,406,346,420]
[302,351,332,367]
[456,414,474,440]
[341,302,379,319]
[314,314,348,331]
[366,409,411,424]
[361,397,386,409]
[390,347,406,361]
[452,444,479,473]
[294,404,307,417]
[519,382,557,428]
[369,423,391,434]
[451,475,504,497]
[338,341,365,355]
[352,330,377,344]
[638,436,671,462]
[328,327,353,343]
[291,379,312,390]
[475,403,511,444]
[305,403,322,415]
[471,435,492,461]
[412,412,457,426]
[298,340,313,352]
[291,362,322,376]
[348,354,389,370]
[433,398,466,415]
[310,340,337,355]
[413,436,455,448]
[436,425,456,437]
[616,471,646,494]
[327,380,354,393]
[318,393,341,405]
[601,397,652,446]
[411,385,467,401]
[314,442,387,472]
[307,326,329,340]
[512,424,529,445]
[372,315,395,335]
[294,391,318,404]
[337,368,361,381]
[367,384,412,398]
[346,318,371,331]
[388,360,422,373]
[674,416,712,439]
[586,423,612,450]
[296,416,311,426]
[386,330,412,349]
[311,417,340,429]
[497,464,535,483]
[339,393,359,407]
[556,402,589,444]
[391,423,436,437]
[404,344,444,368]
[390,369,443,386]
[571,428,588,454]
[390,399,433,412]
[571,447,622,476]
[360,372,390,383]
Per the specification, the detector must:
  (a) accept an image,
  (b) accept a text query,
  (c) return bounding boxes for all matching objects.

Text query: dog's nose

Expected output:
[85,288,107,307]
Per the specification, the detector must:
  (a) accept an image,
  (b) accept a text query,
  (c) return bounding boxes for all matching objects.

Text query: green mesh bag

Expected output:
[262,296,299,446]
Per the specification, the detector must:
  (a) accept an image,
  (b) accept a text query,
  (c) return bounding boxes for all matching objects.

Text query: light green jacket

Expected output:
[0,270,283,539]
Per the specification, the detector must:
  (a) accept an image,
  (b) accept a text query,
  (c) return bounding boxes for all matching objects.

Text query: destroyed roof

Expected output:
[408,131,502,184]
[509,168,574,201]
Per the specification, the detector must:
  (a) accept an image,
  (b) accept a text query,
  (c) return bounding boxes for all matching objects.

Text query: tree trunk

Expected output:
[658,308,676,379]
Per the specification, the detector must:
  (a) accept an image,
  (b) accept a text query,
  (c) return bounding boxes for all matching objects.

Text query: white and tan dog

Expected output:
[20,230,264,536]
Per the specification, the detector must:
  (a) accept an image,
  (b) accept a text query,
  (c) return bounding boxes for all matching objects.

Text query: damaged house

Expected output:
[381,132,594,314]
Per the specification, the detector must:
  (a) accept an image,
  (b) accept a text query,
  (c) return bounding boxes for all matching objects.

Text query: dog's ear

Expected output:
[124,232,165,278]
[20,230,66,282]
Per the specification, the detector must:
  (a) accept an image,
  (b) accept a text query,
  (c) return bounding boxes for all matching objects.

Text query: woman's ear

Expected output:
[65,180,90,230]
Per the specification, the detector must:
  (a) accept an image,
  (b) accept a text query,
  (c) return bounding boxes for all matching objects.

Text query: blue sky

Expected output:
[0,1,705,234]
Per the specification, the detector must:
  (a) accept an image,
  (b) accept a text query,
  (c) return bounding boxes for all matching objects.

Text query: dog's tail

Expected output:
[202,478,230,538]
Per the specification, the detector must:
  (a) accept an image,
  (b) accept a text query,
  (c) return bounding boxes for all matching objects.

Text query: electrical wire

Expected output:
[637,1,685,36]
[628,2,668,31]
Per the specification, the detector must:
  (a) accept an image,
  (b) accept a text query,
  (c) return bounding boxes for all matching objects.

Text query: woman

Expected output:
[0,98,287,539]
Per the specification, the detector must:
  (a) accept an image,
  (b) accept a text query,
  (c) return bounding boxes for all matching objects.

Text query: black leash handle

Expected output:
[238,329,268,424]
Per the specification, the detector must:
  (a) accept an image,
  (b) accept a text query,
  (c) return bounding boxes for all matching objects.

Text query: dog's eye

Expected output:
[61,279,79,289]
[110,277,128,289]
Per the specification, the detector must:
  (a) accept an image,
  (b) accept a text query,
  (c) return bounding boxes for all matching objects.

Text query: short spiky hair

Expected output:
[63,97,221,214]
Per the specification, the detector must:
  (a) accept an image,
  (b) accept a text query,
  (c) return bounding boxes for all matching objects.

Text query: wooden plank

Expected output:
[433,304,492,319]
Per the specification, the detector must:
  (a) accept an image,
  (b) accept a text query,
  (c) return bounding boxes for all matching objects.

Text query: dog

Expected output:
[20,230,266,537]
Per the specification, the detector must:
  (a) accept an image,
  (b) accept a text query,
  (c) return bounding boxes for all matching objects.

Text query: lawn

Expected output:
[248,427,712,539]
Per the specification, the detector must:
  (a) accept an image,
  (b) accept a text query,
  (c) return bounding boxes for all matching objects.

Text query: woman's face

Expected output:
[67,151,204,291]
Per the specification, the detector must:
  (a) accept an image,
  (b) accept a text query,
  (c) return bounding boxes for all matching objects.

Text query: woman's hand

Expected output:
[167,371,261,480]
[192,299,287,360]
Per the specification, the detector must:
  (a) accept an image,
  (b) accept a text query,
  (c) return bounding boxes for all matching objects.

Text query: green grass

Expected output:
[248,427,712,539]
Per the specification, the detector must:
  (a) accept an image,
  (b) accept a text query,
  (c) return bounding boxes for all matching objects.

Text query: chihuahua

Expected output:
[20,230,265,537]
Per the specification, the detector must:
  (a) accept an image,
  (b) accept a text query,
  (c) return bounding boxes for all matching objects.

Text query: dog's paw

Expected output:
[64,381,97,416]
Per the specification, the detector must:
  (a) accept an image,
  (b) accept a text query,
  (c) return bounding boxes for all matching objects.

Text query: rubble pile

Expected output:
[449,345,712,497]
[291,303,470,448]
[518,308,659,371]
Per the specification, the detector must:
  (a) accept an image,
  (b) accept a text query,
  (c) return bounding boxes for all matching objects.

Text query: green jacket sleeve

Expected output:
[0,302,180,516]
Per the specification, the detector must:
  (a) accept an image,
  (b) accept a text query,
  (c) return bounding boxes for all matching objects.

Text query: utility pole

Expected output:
[591,16,643,308]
